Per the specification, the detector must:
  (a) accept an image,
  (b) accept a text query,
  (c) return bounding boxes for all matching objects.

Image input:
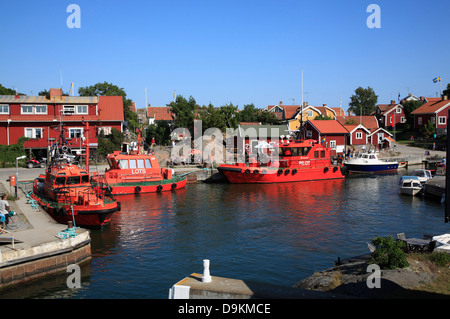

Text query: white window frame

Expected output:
[396,107,402,113]
[329,140,336,149]
[438,116,446,125]
[76,105,88,114]
[401,117,406,123]
[21,105,34,114]
[418,117,422,125]
[307,110,313,117]
[68,127,84,139]
[24,127,43,139]
[356,132,362,139]
[35,105,47,114]
[0,104,9,114]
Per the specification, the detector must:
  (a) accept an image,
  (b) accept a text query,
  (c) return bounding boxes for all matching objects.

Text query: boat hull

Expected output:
[103,177,187,195]
[218,165,345,184]
[31,193,121,229]
[344,163,398,174]
[399,187,422,196]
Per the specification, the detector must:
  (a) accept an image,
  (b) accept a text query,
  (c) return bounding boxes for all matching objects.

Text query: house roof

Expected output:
[411,97,450,115]
[238,124,289,138]
[267,103,300,120]
[343,124,371,134]
[307,120,348,134]
[147,106,174,121]
[335,115,379,130]
[331,107,346,116]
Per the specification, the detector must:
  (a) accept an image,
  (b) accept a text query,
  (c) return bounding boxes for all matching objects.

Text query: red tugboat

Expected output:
[31,122,121,229]
[218,138,345,183]
[90,129,187,195]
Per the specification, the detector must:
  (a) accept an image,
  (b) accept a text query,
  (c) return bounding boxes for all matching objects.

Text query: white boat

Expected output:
[344,151,398,174]
[398,176,422,196]
[412,169,432,183]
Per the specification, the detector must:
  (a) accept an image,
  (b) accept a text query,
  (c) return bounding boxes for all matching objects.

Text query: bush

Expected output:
[430,252,450,267]
[368,236,409,269]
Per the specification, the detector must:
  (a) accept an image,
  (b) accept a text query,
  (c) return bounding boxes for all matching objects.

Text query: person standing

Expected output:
[0,193,10,225]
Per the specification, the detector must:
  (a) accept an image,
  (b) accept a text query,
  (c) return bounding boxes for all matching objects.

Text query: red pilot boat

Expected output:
[90,129,187,195]
[218,138,345,183]
[31,122,121,229]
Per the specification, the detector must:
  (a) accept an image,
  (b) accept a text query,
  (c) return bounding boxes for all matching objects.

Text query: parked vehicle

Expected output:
[26,158,46,169]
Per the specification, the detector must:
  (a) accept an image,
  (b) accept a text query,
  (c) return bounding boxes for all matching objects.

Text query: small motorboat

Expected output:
[411,169,432,184]
[344,150,398,174]
[398,176,422,196]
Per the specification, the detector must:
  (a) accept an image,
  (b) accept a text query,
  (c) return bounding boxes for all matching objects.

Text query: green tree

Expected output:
[402,100,423,127]
[348,86,378,116]
[238,103,258,122]
[443,83,450,97]
[220,103,239,129]
[97,128,123,157]
[422,119,436,139]
[78,81,138,130]
[168,95,198,133]
[0,84,23,95]
[314,114,333,120]
[145,120,171,146]
[368,236,408,269]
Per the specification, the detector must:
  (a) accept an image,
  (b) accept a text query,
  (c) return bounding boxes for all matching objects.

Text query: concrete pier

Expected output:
[0,179,91,290]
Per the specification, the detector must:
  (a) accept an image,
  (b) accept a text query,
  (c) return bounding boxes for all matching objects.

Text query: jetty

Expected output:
[0,182,91,290]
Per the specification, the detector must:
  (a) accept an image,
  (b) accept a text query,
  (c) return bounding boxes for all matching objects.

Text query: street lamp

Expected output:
[15,155,26,198]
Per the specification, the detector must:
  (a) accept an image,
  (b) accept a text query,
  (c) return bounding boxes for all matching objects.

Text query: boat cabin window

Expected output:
[129,159,137,169]
[321,150,325,158]
[369,155,375,159]
[137,159,145,169]
[118,159,129,169]
[145,159,152,168]
[81,175,89,183]
[280,147,311,157]
[55,176,65,185]
[314,151,319,158]
[67,176,81,185]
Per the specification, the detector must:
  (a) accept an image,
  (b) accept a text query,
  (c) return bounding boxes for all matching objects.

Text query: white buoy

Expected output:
[202,259,211,283]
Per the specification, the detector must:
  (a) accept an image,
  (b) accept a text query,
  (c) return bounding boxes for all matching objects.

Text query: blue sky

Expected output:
[1,0,449,112]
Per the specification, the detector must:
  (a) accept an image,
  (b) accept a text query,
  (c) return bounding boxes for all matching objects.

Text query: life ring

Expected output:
[324,167,329,173]
[333,166,338,172]
[254,170,259,174]
[171,183,177,189]
[135,186,141,193]
[245,169,251,174]
[285,169,290,174]
[157,185,163,192]
[277,169,283,175]
[292,168,297,174]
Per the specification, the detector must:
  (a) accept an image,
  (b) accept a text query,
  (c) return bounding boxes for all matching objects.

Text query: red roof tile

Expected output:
[147,106,174,121]
[308,120,348,134]
[335,115,379,130]
[411,98,450,114]
[98,96,124,121]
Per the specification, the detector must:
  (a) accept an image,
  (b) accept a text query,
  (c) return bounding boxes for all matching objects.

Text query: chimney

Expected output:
[279,101,283,106]
[303,102,308,107]
[390,100,395,105]
[323,104,327,107]
[420,96,424,101]
[49,88,63,99]
[444,95,448,101]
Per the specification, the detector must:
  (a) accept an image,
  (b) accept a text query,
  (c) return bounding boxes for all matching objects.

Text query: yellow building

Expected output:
[288,104,337,131]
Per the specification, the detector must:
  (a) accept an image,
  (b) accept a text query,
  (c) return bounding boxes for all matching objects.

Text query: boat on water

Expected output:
[411,169,432,184]
[398,176,423,196]
[30,122,121,229]
[218,138,345,183]
[343,150,398,174]
[90,129,187,195]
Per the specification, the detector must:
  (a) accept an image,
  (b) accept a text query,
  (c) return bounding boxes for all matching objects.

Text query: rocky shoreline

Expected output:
[293,254,448,298]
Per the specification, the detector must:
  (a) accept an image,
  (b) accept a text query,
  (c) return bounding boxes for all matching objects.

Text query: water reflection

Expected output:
[7,169,448,298]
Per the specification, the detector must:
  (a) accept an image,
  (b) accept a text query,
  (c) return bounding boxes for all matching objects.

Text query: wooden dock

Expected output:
[424,176,446,201]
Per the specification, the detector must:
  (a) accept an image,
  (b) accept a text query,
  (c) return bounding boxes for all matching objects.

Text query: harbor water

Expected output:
[2,169,449,298]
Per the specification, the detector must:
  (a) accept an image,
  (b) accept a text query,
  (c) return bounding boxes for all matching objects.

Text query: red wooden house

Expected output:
[343,124,371,145]
[303,120,348,155]
[372,100,406,128]
[0,88,124,157]
[411,96,450,136]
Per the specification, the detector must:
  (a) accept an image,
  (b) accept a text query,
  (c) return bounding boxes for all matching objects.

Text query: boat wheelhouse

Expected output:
[343,151,398,174]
